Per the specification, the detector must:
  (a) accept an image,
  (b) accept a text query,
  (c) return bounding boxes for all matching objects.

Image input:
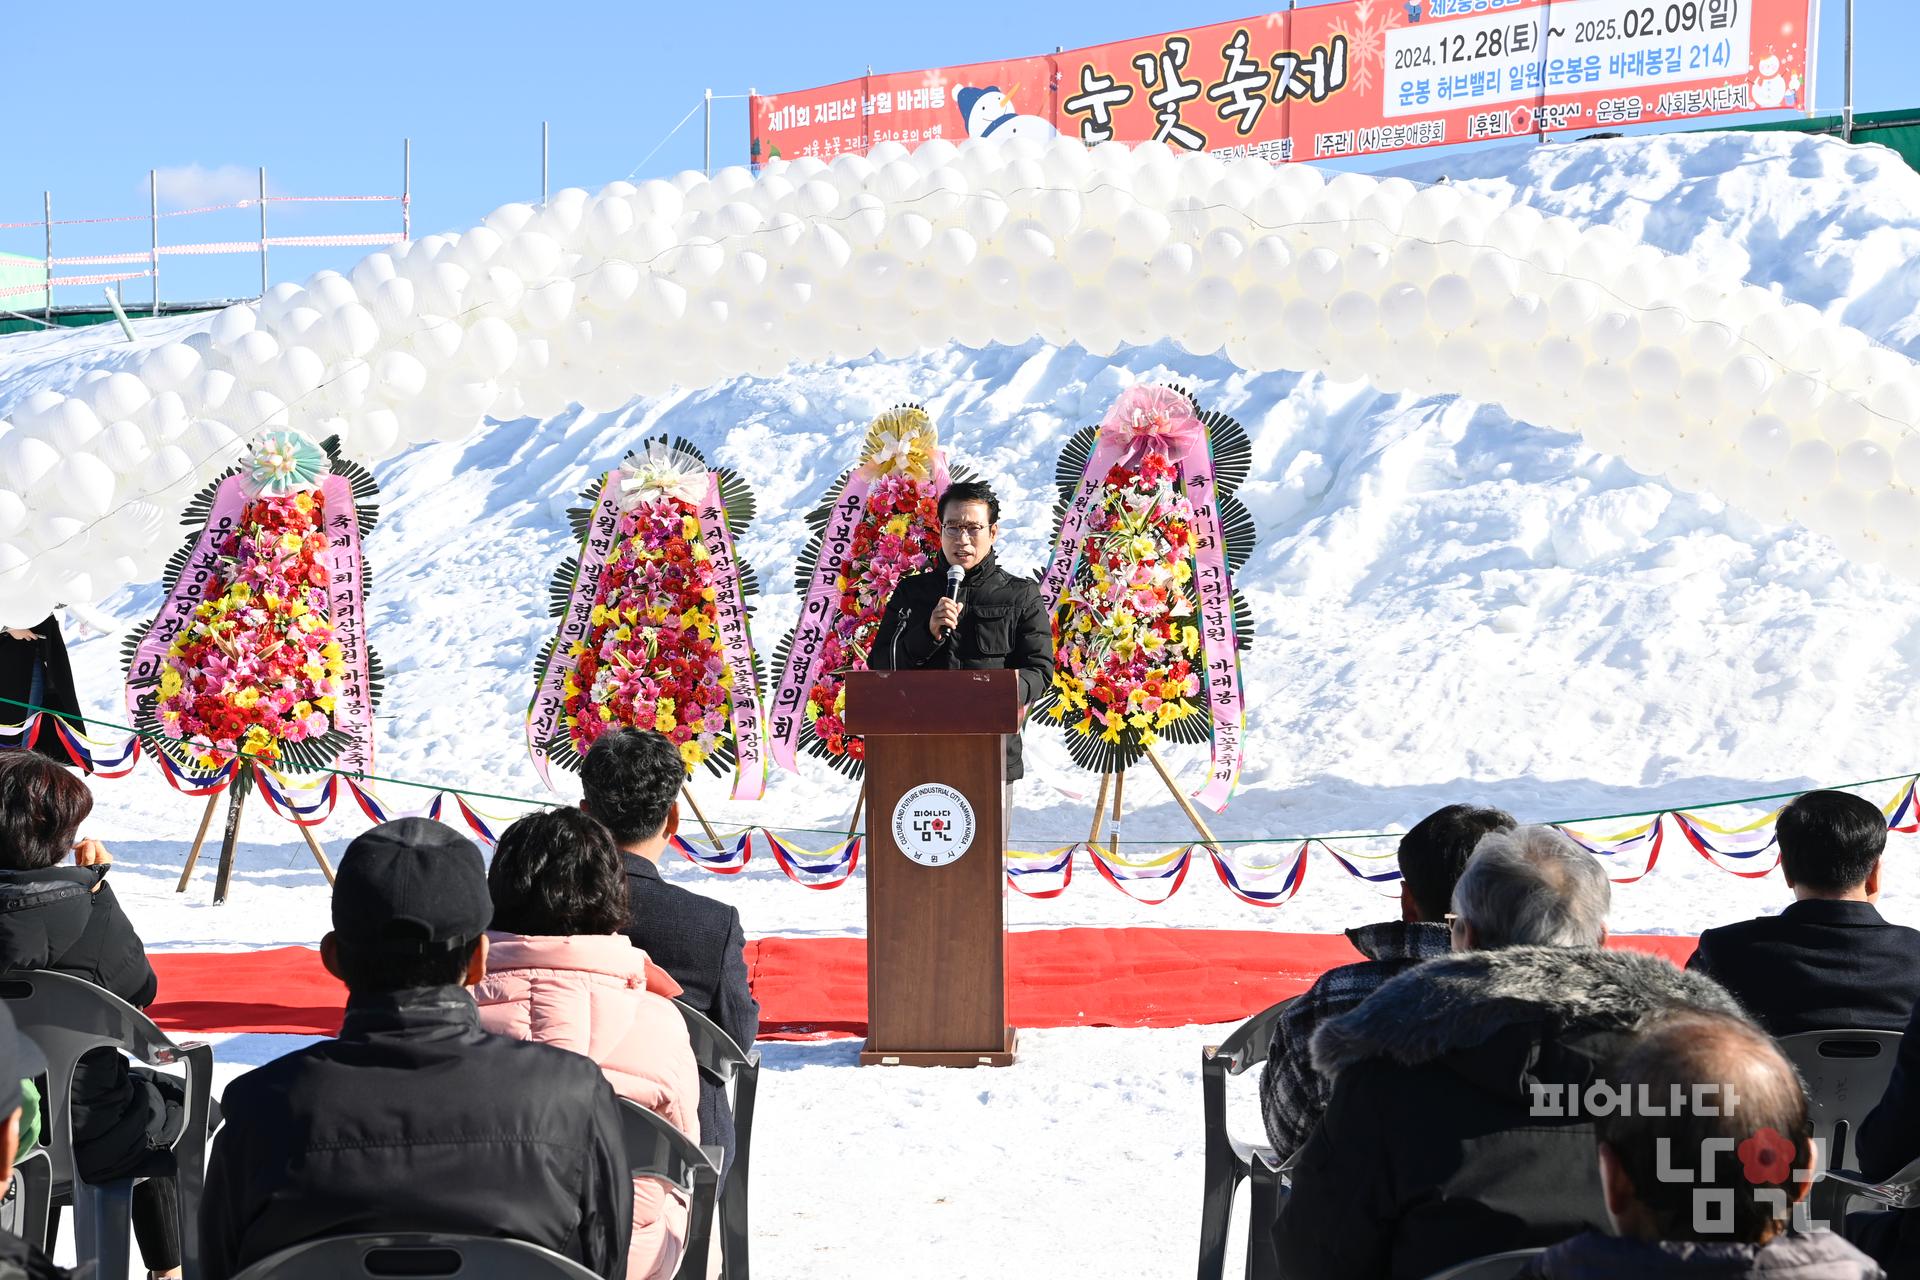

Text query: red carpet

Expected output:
[146,930,1698,1039]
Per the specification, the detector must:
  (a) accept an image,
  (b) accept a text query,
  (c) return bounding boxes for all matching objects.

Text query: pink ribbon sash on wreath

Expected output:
[527,472,626,789]
[694,473,768,801]
[768,471,871,772]
[125,474,248,735]
[1038,386,1247,813]
[767,450,951,773]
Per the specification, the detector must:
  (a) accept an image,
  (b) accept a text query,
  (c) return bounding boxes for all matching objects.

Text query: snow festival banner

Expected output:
[748,0,1815,165]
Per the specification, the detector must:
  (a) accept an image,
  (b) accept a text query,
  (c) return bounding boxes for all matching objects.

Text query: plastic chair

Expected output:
[1776,1029,1903,1224]
[1197,996,1295,1280]
[619,1098,722,1279]
[0,1148,50,1244]
[674,997,760,1280]
[1820,1152,1920,1210]
[1422,1248,1545,1280]
[230,1233,604,1280]
[0,970,213,1280]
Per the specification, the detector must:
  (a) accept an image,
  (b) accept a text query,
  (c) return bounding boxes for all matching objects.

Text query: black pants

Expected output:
[69,1059,209,1273]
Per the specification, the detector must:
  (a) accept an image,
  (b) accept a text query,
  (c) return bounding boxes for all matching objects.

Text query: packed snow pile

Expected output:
[3,129,1920,938]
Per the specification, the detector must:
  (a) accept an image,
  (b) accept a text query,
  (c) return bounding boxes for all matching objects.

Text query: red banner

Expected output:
[749,0,1815,167]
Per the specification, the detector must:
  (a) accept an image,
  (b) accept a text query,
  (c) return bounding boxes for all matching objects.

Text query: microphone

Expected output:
[940,564,966,639]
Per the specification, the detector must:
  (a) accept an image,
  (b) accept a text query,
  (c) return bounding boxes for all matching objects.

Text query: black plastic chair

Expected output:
[674,997,760,1280]
[618,1098,721,1279]
[230,1233,604,1280]
[1198,996,1294,1280]
[1422,1248,1545,1280]
[0,969,214,1280]
[0,1148,50,1245]
[1776,1029,1903,1224]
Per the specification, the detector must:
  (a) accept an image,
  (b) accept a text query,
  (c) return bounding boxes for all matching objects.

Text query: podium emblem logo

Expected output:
[891,783,976,867]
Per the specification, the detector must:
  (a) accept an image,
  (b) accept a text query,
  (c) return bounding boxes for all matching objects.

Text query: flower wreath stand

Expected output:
[122,430,383,903]
[1032,384,1257,865]
[528,436,768,835]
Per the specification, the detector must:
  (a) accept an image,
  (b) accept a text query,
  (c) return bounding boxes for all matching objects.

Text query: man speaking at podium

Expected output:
[868,480,1054,780]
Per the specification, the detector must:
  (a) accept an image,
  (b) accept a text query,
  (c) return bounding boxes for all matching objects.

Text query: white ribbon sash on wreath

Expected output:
[319,472,375,775]
[1038,389,1247,813]
[526,472,626,789]
[695,473,768,801]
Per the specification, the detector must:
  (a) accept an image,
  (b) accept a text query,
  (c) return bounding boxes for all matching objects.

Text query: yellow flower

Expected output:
[159,669,183,699]
[232,688,262,710]
[293,700,313,720]
[679,740,706,768]
[294,492,315,513]
[590,604,609,627]
[1173,560,1193,583]
[317,696,336,712]
[681,515,700,540]
[279,532,304,554]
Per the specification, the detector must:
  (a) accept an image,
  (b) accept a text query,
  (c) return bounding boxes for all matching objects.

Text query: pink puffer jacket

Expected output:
[473,932,701,1280]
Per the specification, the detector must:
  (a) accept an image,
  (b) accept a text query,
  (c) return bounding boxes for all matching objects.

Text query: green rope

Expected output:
[6,694,1909,848]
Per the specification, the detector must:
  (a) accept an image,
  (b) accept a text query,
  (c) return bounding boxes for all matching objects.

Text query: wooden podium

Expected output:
[845,668,1019,1067]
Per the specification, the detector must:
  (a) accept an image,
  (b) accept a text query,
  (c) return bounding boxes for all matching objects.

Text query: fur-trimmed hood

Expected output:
[1311,945,1745,1086]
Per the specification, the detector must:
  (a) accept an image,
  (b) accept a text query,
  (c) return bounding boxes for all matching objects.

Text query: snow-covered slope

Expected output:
[7,129,1920,937]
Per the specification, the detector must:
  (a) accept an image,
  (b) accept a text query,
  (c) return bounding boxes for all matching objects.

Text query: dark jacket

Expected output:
[1272,946,1747,1280]
[623,852,758,1179]
[1852,990,1920,1275]
[1686,899,1920,1036]
[0,863,170,1180]
[1520,1230,1883,1279]
[866,552,1053,781]
[0,616,82,768]
[1260,920,1451,1157]
[200,986,631,1280]
[0,1226,73,1280]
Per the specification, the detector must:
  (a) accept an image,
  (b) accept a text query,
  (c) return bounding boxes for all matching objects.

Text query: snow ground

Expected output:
[10,129,1920,1277]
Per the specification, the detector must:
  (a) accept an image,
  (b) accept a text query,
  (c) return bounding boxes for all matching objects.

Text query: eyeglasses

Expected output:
[940,523,990,540]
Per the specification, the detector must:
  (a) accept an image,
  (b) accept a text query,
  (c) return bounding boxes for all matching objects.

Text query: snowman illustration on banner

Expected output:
[955,85,1057,142]
[1753,54,1788,110]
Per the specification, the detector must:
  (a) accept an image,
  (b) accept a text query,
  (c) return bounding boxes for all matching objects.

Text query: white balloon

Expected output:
[53,398,105,449]
[1717,355,1771,412]
[1817,393,1871,446]
[1839,439,1894,491]
[1328,291,1378,336]
[371,277,417,330]
[96,421,154,475]
[1628,347,1682,398]
[358,409,402,458]
[1425,274,1474,331]
[520,279,577,330]
[1739,415,1792,467]
[376,351,428,400]
[1296,247,1344,302]
[464,316,519,378]
[1785,438,1837,489]
[49,454,117,520]
[208,304,258,346]
[87,372,151,423]
[503,231,563,280]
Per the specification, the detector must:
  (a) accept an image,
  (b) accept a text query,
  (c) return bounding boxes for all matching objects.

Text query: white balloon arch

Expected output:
[3,134,1918,626]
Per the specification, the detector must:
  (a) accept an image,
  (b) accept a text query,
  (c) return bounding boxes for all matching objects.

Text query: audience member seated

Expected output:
[1848,991,1920,1273]
[1260,803,1515,1156]
[200,818,632,1280]
[474,806,703,1280]
[1272,825,1747,1280]
[581,728,759,1179]
[0,752,187,1279]
[1687,789,1920,1036]
[1519,1009,1881,1278]
[0,999,72,1279]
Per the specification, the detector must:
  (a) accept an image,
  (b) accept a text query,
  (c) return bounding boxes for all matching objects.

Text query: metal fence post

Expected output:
[258,167,270,297]
[1843,0,1856,142]
[42,192,52,325]
[150,169,160,317]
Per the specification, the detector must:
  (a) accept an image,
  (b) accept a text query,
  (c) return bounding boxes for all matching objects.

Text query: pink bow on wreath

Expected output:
[1099,385,1205,462]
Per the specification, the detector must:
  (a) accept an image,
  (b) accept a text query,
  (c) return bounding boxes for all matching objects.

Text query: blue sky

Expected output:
[2,0,1902,307]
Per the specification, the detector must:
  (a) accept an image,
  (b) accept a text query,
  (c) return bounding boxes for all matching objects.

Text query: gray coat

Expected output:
[1520,1230,1884,1278]
[1273,945,1747,1280]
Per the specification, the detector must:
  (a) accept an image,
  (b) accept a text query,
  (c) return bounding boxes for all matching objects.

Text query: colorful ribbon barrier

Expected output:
[6,694,1919,905]
[760,831,862,891]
